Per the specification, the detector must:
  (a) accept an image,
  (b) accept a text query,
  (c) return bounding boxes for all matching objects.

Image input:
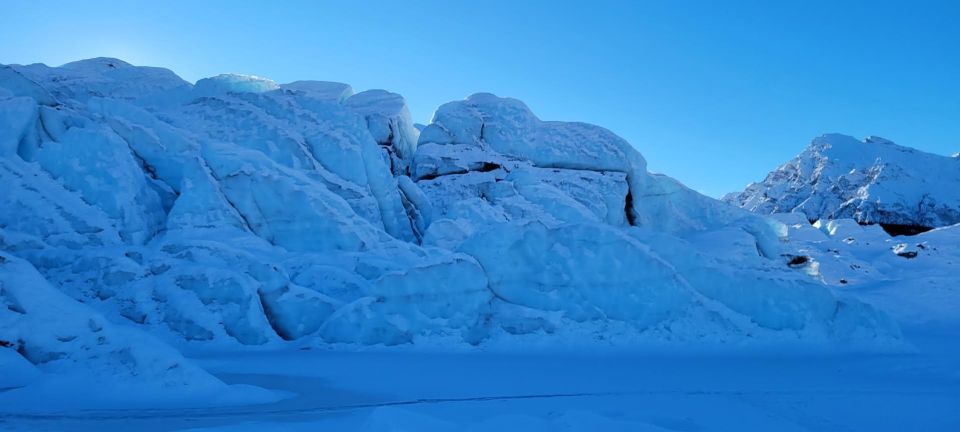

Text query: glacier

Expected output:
[0,58,936,420]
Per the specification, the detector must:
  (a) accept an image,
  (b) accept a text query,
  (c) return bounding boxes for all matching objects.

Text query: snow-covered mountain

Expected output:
[1,59,900,397]
[725,134,960,234]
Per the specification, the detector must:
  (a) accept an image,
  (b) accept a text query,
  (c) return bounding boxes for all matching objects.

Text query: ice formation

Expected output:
[0,59,901,391]
[726,134,960,232]
[0,253,241,395]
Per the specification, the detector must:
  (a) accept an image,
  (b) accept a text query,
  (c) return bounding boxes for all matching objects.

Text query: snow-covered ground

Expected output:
[2,58,959,431]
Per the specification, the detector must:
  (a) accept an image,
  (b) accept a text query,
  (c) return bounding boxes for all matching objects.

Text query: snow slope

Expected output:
[0,59,908,402]
[726,134,960,230]
[771,213,960,337]
[0,252,277,409]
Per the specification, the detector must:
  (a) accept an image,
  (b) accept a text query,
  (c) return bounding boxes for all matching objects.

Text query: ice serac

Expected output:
[420,93,645,173]
[280,80,354,103]
[202,143,384,253]
[345,89,420,176]
[417,94,645,211]
[164,81,417,242]
[414,93,772,237]
[412,93,641,243]
[726,134,960,232]
[194,73,279,96]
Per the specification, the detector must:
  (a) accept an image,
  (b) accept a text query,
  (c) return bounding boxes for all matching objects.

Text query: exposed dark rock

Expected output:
[896,250,918,259]
[878,223,933,237]
[785,255,810,267]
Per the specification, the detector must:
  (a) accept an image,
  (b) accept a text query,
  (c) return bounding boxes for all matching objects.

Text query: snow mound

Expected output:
[727,134,960,230]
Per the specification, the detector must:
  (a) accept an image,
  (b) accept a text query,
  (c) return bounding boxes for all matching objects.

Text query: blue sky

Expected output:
[2,0,957,196]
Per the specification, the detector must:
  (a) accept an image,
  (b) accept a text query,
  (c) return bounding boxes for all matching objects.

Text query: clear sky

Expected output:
[2,0,957,197]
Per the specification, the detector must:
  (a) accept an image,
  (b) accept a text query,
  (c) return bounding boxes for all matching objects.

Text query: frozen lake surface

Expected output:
[4,331,958,432]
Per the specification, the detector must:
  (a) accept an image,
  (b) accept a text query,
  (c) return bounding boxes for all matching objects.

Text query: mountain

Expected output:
[725,134,960,234]
[0,59,898,396]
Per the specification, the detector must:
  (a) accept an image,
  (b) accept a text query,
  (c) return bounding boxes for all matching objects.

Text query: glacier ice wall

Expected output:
[0,58,901,388]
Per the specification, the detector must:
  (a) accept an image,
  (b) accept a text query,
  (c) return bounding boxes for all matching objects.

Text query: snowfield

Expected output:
[1,58,958,431]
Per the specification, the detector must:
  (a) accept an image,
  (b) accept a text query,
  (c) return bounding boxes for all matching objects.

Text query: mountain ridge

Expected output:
[726,133,960,234]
